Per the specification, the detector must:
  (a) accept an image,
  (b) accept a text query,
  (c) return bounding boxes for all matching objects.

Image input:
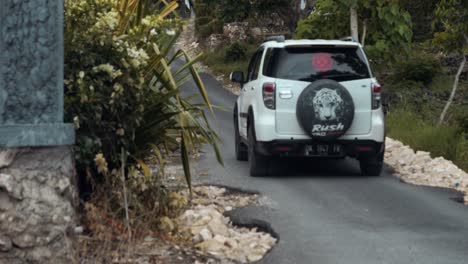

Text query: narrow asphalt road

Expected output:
[179,68,468,264]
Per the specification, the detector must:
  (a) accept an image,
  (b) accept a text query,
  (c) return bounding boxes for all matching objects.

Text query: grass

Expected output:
[383,67,468,172]
[387,109,468,171]
[429,74,457,91]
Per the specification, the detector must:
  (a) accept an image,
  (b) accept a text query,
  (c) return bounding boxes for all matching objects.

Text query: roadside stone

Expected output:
[247,253,263,262]
[0,150,17,169]
[177,186,276,263]
[196,239,225,254]
[385,137,468,203]
[0,235,12,252]
[223,22,249,42]
[199,228,213,241]
[250,27,262,38]
[208,34,224,49]
[207,218,230,237]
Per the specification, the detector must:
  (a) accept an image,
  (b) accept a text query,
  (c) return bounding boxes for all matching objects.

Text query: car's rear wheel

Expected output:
[359,151,384,176]
[248,119,269,177]
[234,107,248,161]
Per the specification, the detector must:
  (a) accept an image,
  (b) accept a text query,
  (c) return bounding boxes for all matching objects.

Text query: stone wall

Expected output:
[0,147,77,264]
[205,15,290,49]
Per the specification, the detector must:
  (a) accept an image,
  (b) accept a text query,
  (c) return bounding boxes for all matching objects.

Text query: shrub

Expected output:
[224,42,248,62]
[64,0,222,206]
[194,3,214,17]
[196,18,223,38]
[220,0,251,22]
[455,135,468,171]
[393,52,442,85]
[195,16,213,30]
[454,107,468,132]
[198,24,213,38]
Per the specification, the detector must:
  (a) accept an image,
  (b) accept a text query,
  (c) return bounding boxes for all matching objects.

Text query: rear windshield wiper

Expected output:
[298,75,318,82]
[317,73,367,80]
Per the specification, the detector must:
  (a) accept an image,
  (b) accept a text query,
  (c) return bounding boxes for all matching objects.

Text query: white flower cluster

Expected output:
[127,46,150,68]
[93,63,123,79]
[93,10,119,32]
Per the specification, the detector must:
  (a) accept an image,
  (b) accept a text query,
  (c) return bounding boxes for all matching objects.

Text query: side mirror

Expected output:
[230,71,244,84]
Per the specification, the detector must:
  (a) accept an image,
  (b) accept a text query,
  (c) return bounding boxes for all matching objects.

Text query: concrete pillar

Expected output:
[0,0,76,263]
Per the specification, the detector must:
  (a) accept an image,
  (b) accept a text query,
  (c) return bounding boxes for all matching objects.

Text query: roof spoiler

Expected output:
[264,35,286,43]
[340,36,358,42]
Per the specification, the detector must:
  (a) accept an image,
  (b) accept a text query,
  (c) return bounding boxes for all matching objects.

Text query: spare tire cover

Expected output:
[296,79,355,141]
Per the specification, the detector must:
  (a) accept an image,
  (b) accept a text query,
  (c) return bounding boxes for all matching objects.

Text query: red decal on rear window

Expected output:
[312,53,334,72]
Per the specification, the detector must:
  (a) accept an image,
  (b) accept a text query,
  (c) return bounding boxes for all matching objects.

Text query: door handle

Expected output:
[279,90,293,99]
[251,87,254,90]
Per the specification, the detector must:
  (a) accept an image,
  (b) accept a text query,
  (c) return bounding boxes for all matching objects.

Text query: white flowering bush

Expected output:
[64,0,221,213]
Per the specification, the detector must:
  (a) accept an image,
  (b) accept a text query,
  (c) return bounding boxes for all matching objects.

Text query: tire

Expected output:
[248,119,269,177]
[234,107,248,161]
[296,79,355,141]
[360,151,384,176]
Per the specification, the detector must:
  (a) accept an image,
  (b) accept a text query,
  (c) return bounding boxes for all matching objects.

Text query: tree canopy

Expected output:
[296,0,413,60]
[432,0,468,54]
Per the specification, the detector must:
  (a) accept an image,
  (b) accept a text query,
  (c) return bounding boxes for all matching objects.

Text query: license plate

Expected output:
[305,144,343,157]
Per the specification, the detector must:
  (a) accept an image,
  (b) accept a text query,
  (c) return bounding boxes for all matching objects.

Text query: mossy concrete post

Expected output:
[0,0,77,263]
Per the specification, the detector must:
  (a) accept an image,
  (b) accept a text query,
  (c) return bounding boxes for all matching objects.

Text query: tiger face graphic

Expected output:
[312,88,343,121]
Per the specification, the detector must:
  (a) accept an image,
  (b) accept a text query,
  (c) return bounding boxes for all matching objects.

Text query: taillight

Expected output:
[372,83,381,109]
[263,83,276,110]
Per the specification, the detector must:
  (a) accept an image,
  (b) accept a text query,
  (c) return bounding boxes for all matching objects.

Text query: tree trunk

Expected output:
[278,11,299,38]
[439,55,466,124]
[361,19,367,46]
[350,7,358,41]
[279,0,316,38]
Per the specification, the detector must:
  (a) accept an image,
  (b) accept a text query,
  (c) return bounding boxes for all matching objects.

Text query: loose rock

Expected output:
[177,186,276,263]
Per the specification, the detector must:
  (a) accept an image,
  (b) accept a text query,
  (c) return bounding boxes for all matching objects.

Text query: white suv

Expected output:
[231,37,385,177]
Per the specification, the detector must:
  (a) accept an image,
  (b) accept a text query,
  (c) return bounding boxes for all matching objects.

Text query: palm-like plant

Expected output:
[64,0,222,194]
[115,0,223,191]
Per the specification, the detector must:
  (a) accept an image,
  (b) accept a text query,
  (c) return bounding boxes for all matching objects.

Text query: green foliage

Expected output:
[455,113,468,133]
[393,52,441,85]
[64,0,222,200]
[254,0,291,12]
[195,16,213,30]
[195,0,309,33]
[433,0,468,54]
[296,0,348,40]
[399,0,439,41]
[195,13,222,38]
[197,19,223,38]
[220,0,251,23]
[363,1,413,60]
[387,110,468,171]
[224,42,248,62]
[296,0,413,60]
[194,2,215,17]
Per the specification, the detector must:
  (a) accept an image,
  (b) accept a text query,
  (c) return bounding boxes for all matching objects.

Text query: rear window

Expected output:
[263,46,371,82]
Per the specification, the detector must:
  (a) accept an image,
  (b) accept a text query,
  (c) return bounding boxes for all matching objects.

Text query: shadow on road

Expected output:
[259,157,385,179]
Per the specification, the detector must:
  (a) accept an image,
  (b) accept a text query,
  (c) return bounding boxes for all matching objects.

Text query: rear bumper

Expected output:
[255,139,384,158]
[254,109,385,143]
